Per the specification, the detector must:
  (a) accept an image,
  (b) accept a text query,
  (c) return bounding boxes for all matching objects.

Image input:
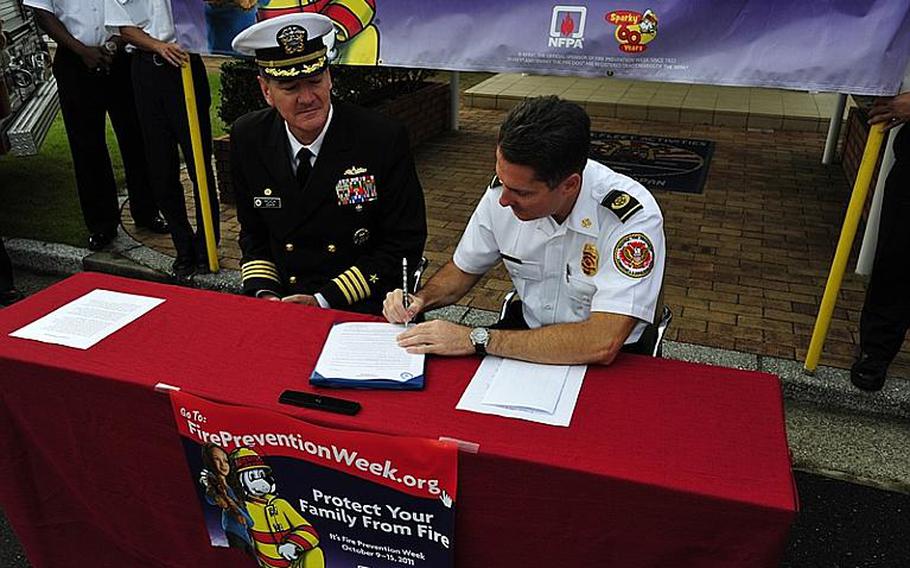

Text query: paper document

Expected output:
[482,358,569,414]
[457,356,586,427]
[310,322,425,389]
[9,289,165,349]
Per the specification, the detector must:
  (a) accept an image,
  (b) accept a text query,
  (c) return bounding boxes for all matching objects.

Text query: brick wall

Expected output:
[214,81,451,204]
[373,81,451,148]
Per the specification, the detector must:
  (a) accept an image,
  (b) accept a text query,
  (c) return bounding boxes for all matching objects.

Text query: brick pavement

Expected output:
[123,106,910,379]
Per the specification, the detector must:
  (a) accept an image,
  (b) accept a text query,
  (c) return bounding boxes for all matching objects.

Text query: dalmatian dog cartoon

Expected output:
[231,448,325,568]
[639,9,659,35]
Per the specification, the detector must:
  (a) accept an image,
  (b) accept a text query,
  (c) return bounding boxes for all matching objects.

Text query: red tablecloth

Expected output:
[0,273,797,567]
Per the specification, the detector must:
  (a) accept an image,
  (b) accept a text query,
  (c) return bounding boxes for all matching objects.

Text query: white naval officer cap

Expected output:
[231,13,336,80]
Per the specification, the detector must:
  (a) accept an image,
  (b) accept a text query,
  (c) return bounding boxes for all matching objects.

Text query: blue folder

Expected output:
[309,371,425,390]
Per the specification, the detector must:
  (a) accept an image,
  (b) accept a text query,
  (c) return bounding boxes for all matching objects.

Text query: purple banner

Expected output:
[173,1,910,95]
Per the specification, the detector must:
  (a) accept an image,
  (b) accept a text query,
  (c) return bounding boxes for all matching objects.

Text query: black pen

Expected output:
[566,263,571,283]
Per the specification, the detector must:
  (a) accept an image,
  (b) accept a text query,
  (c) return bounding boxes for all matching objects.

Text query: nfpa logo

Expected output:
[549,6,586,49]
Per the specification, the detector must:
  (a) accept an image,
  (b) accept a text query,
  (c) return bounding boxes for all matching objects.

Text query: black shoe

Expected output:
[172,255,196,280]
[87,231,116,251]
[135,216,170,235]
[850,354,888,392]
[0,288,23,306]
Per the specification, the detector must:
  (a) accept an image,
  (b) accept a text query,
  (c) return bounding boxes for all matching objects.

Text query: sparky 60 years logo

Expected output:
[606,8,659,53]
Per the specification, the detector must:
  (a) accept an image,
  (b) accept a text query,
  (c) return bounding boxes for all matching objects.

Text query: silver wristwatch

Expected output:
[469,327,490,356]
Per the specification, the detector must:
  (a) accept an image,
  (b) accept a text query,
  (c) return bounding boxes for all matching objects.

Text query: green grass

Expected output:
[0,71,225,247]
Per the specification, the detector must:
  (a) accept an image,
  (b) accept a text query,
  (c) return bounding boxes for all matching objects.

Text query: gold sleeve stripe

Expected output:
[242,270,281,283]
[338,272,363,302]
[350,266,371,297]
[242,267,279,277]
[242,260,278,271]
[241,267,279,279]
[332,277,355,304]
[341,0,375,26]
[343,270,365,300]
[241,264,279,275]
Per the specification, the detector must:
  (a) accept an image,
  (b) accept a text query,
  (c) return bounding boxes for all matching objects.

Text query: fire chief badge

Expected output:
[581,243,599,276]
[613,233,655,278]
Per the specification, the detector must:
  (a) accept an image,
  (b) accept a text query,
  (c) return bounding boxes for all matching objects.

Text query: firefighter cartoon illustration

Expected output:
[232,448,326,568]
[256,0,378,64]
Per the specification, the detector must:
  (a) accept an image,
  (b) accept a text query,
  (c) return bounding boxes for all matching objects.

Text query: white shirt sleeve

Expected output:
[104,0,147,30]
[21,1,53,12]
[589,207,665,323]
[452,190,501,275]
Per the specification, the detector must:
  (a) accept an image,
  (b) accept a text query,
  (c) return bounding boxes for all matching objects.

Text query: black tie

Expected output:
[296,148,313,189]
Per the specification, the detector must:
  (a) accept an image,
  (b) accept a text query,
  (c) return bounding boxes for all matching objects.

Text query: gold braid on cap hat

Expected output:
[256,48,327,69]
[263,56,327,77]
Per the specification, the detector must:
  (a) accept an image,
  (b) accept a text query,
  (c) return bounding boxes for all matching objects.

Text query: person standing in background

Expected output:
[851,64,910,392]
[104,0,220,279]
[24,0,169,251]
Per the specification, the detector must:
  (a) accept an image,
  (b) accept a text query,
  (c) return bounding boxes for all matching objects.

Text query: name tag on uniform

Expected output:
[253,196,282,209]
[336,175,377,206]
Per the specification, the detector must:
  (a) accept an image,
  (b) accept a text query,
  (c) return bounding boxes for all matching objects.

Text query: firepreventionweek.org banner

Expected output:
[169,390,457,568]
[174,1,910,95]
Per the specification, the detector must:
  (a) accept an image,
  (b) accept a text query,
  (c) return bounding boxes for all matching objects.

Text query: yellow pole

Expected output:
[804,123,886,373]
[180,62,220,273]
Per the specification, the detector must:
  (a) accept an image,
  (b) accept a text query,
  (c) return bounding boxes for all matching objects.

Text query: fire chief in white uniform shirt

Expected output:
[383,96,666,366]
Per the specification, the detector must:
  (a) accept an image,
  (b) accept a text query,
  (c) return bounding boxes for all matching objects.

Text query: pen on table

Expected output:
[402,257,411,326]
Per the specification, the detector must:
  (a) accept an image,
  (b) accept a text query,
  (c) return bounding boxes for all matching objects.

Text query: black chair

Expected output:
[411,256,429,294]
[647,305,673,357]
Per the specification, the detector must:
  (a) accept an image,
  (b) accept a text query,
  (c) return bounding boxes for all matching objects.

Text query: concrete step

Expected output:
[466,74,854,132]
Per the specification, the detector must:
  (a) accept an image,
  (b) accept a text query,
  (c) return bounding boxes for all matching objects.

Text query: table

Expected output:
[0,273,797,567]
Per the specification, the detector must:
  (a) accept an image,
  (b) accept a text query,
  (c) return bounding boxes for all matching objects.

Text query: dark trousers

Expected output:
[53,47,157,234]
[131,52,219,260]
[859,125,910,365]
[0,238,13,291]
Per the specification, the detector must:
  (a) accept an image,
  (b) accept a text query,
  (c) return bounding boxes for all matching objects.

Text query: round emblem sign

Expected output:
[613,233,655,278]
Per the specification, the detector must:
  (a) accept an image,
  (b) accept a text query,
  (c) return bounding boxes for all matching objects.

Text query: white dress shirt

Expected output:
[285,103,334,173]
[23,0,108,46]
[454,159,666,343]
[103,0,176,45]
[282,104,335,307]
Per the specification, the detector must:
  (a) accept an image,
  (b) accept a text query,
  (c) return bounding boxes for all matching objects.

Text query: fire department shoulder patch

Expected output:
[613,233,655,278]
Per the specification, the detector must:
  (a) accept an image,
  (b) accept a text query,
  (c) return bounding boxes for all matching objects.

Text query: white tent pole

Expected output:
[856,126,899,275]
[822,93,848,164]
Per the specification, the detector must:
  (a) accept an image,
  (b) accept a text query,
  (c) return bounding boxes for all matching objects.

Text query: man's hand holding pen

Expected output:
[383,288,424,325]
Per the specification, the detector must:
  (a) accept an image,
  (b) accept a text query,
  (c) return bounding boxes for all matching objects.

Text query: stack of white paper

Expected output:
[9,289,165,349]
[310,322,426,389]
[456,357,587,427]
